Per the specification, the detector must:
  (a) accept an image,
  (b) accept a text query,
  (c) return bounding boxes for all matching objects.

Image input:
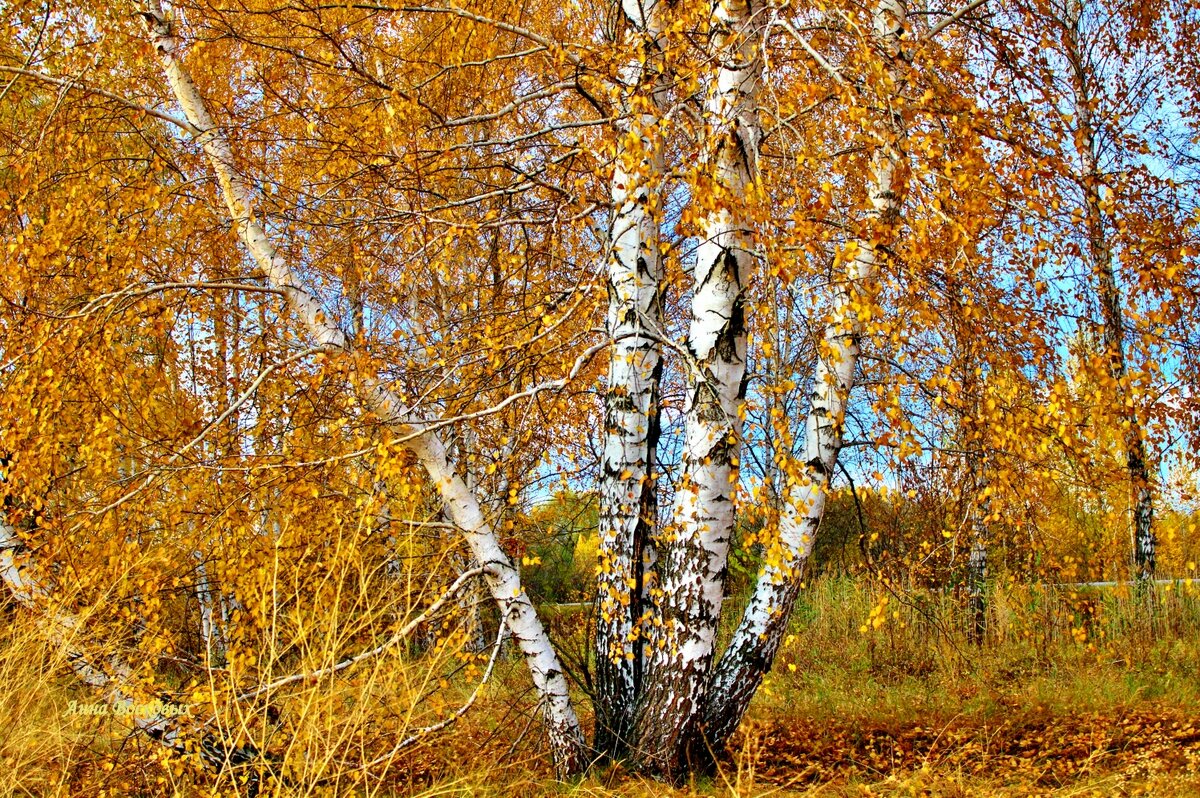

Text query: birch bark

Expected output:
[967,530,988,643]
[632,0,762,775]
[946,271,992,646]
[594,0,668,760]
[194,556,227,662]
[964,374,992,648]
[702,0,909,751]
[140,4,587,776]
[1065,37,1156,582]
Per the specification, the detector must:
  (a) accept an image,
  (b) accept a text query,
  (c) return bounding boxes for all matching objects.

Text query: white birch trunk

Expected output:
[141,5,587,775]
[702,0,909,749]
[967,535,987,643]
[634,0,762,774]
[194,555,226,662]
[594,0,667,759]
[458,430,496,655]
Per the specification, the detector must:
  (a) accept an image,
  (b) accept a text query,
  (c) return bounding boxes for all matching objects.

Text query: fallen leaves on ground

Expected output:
[734,702,1200,793]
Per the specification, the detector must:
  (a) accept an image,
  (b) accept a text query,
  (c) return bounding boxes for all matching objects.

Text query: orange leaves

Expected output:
[740,701,1200,792]
[860,594,893,633]
[1,0,1198,783]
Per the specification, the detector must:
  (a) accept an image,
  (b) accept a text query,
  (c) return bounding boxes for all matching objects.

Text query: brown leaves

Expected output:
[738,705,1200,790]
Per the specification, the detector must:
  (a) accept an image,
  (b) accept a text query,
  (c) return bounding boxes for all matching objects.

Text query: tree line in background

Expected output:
[0,0,1198,788]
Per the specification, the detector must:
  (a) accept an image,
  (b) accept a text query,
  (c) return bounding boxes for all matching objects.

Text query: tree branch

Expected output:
[0,65,200,133]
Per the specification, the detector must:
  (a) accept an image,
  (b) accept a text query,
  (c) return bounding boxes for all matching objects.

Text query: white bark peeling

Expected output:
[636,0,763,771]
[594,0,669,756]
[141,5,586,775]
[704,0,908,746]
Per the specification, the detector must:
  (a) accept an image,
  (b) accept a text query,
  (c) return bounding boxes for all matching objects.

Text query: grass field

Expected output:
[4,577,1200,797]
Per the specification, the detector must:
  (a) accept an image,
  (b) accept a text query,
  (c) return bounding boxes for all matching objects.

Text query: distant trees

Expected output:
[971,0,1200,584]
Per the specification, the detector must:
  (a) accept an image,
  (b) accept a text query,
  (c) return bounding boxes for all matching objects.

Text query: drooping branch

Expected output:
[235,567,486,702]
[353,600,511,772]
[0,64,200,134]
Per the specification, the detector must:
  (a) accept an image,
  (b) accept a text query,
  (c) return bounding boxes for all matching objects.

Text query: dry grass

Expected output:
[3,577,1200,797]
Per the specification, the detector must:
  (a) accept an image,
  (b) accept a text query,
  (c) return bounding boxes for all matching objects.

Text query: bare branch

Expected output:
[922,0,991,42]
[0,65,200,133]
[400,5,584,67]
[234,567,488,702]
[361,601,510,768]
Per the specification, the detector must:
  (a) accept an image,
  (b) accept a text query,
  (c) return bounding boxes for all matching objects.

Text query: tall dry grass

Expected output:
[0,518,522,798]
[3,571,1200,797]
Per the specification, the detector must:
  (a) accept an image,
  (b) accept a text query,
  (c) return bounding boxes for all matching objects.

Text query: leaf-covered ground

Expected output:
[725,703,1200,796]
[376,697,1200,797]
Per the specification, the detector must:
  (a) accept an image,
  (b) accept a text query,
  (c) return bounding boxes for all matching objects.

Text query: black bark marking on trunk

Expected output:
[714,254,746,365]
[693,576,803,771]
[596,243,663,762]
[967,541,987,646]
[695,381,726,426]
[606,390,637,415]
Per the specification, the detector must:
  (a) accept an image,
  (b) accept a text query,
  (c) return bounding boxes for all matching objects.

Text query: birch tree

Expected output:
[630,0,763,772]
[3,0,1197,788]
[594,0,669,759]
[699,0,911,747]
[973,0,1200,585]
[140,2,589,774]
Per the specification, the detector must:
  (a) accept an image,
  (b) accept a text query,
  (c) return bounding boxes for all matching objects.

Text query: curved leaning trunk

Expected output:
[140,5,587,776]
[594,0,668,760]
[633,0,762,775]
[701,0,909,751]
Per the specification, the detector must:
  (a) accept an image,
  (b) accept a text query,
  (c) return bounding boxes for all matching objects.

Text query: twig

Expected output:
[922,0,991,42]
[0,65,200,133]
[234,566,488,702]
[361,602,511,768]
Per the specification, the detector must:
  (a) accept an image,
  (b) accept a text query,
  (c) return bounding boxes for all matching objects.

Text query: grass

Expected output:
[3,576,1200,797]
